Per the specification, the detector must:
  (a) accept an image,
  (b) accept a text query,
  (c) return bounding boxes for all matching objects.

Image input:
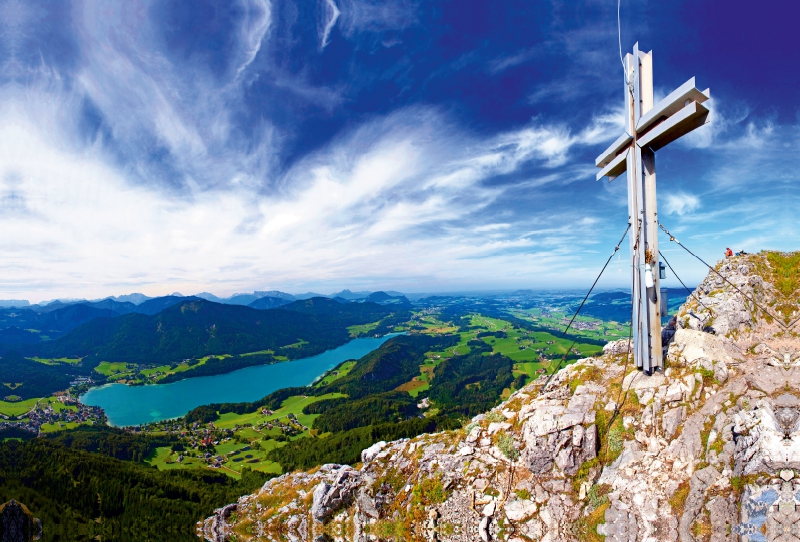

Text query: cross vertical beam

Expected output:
[641,147,662,371]
[596,43,709,374]
[625,45,662,373]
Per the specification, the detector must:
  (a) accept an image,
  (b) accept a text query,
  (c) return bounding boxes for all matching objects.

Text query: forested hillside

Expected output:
[0,304,119,343]
[9,298,400,363]
[0,438,268,541]
[0,351,91,399]
[316,333,455,398]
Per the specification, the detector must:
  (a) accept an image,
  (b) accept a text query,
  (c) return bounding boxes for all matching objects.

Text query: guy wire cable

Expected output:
[617,0,628,86]
[617,0,635,140]
[607,291,634,433]
[658,222,786,328]
[658,250,715,315]
[539,223,631,395]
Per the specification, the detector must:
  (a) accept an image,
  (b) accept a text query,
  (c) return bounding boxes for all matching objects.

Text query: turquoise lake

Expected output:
[81,334,400,427]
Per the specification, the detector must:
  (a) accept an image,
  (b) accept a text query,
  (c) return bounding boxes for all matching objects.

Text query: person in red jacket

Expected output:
[725,247,733,258]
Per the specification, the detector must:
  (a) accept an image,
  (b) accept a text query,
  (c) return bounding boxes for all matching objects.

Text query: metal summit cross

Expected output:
[595,43,710,374]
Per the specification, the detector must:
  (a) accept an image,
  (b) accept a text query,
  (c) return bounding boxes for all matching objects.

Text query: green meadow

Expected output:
[0,396,79,418]
[145,392,346,478]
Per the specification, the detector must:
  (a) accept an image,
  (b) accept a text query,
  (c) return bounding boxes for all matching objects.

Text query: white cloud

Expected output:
[0,87,615,301]
[487,48,538,74]
[318,0,341,50]
[664,192,700,216]
[577,106,626,146]
[336,0,418,38]
[233,0,272,80]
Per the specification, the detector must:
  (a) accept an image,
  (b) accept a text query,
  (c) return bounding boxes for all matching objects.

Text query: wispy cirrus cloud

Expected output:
[335,0,418,38]
[487,47,539,74]
[317,0,341,50]
[0,82,621,300]
[233,0,272,80]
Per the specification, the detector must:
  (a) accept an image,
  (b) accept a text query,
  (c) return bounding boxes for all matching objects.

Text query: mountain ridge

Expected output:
[202,252,800,542]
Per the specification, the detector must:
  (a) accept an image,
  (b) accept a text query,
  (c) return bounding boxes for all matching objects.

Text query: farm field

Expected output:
[391,311,608,404]
[347,321,381,337]
[507,308,630,342]
[314,361,356,386]
[215,392,346,430]
[0,397,40,417]
[146,440,285,477]
[39,421,82,433]
[144,392,346,478]
[30,357,82,365]
[94,361,135,378]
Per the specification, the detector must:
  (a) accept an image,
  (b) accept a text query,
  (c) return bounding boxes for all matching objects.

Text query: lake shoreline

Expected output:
[81,333,402,427]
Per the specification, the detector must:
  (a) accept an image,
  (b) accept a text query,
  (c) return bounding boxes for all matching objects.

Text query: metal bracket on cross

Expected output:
[594,43,710,374]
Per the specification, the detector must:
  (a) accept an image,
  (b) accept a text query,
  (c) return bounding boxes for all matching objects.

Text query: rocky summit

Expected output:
[201,252,800,542]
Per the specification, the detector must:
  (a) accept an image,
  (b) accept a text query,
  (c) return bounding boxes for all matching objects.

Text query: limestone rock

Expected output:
[503,497,537,521]
[478,516,490,542]
[662,406,686,439]
[671,328,736,367]
[603,339,633,356]
[487,421,511,435]
[360,441,387,464]
[311,466,362,522]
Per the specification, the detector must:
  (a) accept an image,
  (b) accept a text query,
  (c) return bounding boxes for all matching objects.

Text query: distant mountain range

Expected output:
[330,289,372,300]
[0,299,29,308]
[3,288,411,309]
[0,288,413,346]
[246,296,293,310]
[109,293,152,305]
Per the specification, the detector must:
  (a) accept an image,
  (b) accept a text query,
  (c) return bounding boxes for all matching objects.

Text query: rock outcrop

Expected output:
[202,252,800,542]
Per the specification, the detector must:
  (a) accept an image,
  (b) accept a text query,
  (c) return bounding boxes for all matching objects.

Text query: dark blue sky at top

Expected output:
[10,0,795,178]
[3,0,800,155]
[1,0,798,299]
[139,0,797,174]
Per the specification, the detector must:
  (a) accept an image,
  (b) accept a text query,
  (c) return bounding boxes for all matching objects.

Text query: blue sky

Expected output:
[0,0,797,301]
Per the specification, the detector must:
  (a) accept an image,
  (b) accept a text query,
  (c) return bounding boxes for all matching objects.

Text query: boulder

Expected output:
[524,403,566,437]
[504,497,537,521]
[311,467,363,523]
[487,422,511,435]
[356,489,379,519]
[603,339,633,356]
[622,370,666,391]
[662,406,686,439]
[671,328,736,367]
[664,382,684,403]
[361,441,387,464]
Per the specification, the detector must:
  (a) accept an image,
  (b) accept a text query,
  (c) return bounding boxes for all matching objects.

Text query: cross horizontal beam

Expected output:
[595,148,629,181]
[636,100,709,151]
[594,77,711,182]
[595,133,632,169]
[636,77,709,134]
